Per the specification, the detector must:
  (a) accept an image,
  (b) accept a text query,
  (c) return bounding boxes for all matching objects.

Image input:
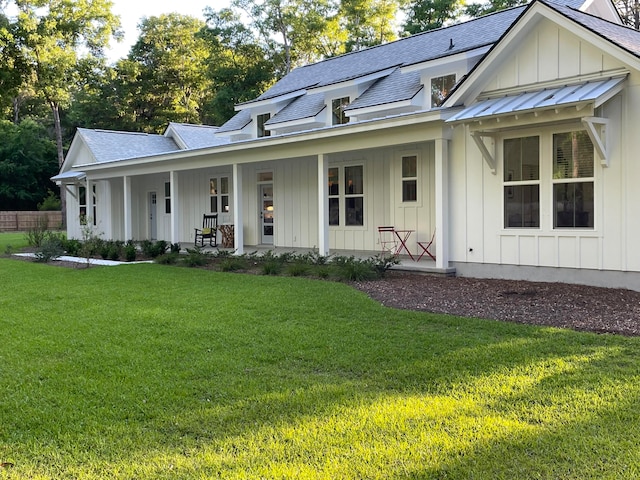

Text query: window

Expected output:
[553,131,594,228]
[431,74,456,107]
[78,185,96,225]
[257,113,271,137]
[210,176,230,214]
[327,165,364,226]
[401,155,418,202]
[164,181,171,214]
[332,97,350,125]
[79,186,87,224]
[503,136,540,228]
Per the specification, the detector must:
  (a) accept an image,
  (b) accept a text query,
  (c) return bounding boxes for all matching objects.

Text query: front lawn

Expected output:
[1,258,639,479]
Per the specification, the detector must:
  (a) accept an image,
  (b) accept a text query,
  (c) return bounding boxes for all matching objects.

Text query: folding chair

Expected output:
[417,230,436,261]
[194,214,218,247]
[378,226,398,256]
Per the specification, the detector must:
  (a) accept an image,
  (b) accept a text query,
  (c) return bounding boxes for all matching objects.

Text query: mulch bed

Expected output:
[353,271,640,336]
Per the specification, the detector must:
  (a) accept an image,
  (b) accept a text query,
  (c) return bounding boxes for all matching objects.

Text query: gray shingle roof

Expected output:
[244,6,525,105]
[78,128,180,163]
[167,123,230,149]
[216,109,252,134]
[345,69,423,111]
[546,0,640,57]
[264,93,326,126]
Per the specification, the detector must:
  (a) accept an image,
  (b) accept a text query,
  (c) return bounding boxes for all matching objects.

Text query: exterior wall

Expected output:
[448,19,640,282]
[484,18,624,92]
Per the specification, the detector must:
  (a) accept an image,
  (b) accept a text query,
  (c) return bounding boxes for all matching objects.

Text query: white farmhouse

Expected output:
[54,0,640,290]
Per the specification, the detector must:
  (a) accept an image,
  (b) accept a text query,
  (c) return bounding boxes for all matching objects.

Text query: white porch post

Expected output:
[86,177,93,226]
[170,170,179,244]
[232,163,244,254]
[317,154,330,256]
[435,138,449,270]
[123,176,132,241]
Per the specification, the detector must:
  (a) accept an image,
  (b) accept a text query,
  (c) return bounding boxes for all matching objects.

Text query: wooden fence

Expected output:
[0,211,63,232]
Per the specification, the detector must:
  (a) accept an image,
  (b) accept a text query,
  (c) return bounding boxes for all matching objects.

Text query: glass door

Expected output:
[148,191,157,240]
[260,184,273,244]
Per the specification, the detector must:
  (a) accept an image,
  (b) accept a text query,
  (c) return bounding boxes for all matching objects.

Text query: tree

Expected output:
[615,0,640,29]
[126,13,210,132]
[340,0,400,52]
[201,7,275,125]
[0,119,58,210]
[464,0,528,18]
[13,0,121,168]
[401,0,464,35]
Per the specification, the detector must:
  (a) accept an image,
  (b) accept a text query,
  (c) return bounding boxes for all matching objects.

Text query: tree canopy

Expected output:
[0,0,637,210]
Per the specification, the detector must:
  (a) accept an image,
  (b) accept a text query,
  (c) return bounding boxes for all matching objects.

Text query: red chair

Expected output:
[417,230,436,261]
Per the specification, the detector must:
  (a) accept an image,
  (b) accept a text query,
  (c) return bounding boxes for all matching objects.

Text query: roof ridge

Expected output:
[541,0,630,29]
[290,5,528,72]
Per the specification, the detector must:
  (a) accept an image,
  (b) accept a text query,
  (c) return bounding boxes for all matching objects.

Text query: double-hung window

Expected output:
[503,136,540,228]
[327,165,364,226]
[164,181,171,214]
[552,131,594,228]
[210,176,230,214]
[401,155,418,202]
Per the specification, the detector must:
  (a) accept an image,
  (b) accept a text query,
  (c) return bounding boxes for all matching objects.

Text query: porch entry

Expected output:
[259,182,274,244]
[148,191,157,240]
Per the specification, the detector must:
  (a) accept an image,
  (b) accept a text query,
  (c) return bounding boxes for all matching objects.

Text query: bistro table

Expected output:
[218,224,234,248]
[393,229,415,260]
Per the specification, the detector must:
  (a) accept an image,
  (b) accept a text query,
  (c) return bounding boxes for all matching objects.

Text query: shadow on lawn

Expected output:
[135,322,640,477]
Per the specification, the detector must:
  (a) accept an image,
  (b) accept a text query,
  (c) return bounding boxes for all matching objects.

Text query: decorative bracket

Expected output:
[581,117,609,167]
[471,131,497,175]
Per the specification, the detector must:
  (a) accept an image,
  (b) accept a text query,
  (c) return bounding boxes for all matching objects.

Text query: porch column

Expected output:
[86,177,93,226]
[123,176,132,241]
[435,138,449,270]
[232,163,244,254]
[170,170,179,244]
[317,154,330,256]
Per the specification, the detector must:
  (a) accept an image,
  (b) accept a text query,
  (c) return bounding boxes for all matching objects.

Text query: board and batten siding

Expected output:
[449,16,640,274]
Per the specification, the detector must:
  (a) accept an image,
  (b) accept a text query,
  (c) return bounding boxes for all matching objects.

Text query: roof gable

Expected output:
[447,0,640,106]
[77,129,180,163]
[165,123,230,149]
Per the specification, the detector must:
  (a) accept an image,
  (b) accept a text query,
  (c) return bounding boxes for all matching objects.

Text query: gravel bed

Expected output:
[353,272,640,336]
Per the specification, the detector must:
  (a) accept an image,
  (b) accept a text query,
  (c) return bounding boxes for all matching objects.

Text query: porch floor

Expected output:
[185,244,456,277]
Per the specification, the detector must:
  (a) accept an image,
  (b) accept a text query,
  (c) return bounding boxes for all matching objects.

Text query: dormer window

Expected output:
[332,97,350,125]
[431,74,456,107]
[257,113,271,137]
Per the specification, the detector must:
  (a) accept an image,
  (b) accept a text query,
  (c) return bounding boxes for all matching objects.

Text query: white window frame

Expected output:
[209,176,230,214]
[327,163,365,227]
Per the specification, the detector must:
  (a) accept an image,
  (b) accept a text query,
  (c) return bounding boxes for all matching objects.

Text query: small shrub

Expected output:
[61,238,82,256]
[316,266,331,279]
[156,252,179,265]
[34,236,64,263]
[287,262,309,277]
[261,260,282,275]
[369,254,399,277]
[140,240,168,258]
[124,241,137,262]
[108,241,123,261]
[24,216,49,247]
[332,256,377,282]
[170,243,181,254]
[219,257,247,272]
[182,248,210,267]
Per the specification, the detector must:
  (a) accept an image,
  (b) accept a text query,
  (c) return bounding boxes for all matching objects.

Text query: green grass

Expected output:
[0,232,28,253]
[1,257,640,479]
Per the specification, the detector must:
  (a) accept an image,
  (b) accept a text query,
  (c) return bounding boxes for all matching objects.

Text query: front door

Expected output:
[148,191,157,240]
[260,184,273,244]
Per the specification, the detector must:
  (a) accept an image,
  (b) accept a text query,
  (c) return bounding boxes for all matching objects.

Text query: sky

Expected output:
[107,0,231,62]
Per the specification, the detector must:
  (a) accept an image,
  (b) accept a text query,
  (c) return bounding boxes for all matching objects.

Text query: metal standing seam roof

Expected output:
[446,76,626,122]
